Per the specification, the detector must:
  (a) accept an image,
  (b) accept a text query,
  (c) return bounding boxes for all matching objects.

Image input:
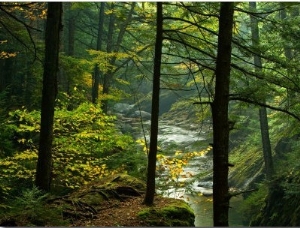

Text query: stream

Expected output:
[135,119,245,226]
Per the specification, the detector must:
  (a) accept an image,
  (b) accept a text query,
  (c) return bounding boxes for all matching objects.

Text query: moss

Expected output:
[138,197,195,226]
[80,192,106,205]
[90,174,146,192]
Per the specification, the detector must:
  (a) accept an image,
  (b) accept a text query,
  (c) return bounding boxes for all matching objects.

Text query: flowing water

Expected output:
[136,119,244,226]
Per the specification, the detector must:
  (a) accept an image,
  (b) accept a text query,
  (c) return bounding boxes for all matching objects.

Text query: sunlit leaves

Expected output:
[0,149,38,197]
[87,49,134,74]
[136,138,149,154]
[0,50,17,59]
[0,102,141,195]
[59,54,92,97]
[156,146,212,188]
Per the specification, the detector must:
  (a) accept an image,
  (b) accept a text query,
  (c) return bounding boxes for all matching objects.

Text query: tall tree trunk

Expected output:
[144,2,163,206]
[35,2,62,192]
[59,2,75,96]
[92,2,105,104]
[249,2,274,181]
[212,2,234,226]
[249,2,275,220]
[102,3,115,113]
[66,3,75,57]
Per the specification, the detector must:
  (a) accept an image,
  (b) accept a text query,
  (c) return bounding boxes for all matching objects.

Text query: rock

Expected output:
[129,110,151,120]
[198,181,213,188]
[113,103,135,114]
[138,197,195,226]
[119,122,133,134]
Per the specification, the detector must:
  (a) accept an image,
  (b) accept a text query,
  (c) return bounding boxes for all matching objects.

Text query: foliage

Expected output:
[0,149,38,199]
[239,183,267,225]
[156,146,212,195]
[0,91,16,157]
[0,102,146,197]
[0,186,68,226]
[245,172,300,226]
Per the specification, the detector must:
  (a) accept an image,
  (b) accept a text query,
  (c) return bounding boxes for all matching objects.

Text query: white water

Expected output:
[137,120,244,226]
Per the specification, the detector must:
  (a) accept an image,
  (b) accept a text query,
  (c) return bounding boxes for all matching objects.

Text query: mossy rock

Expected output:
[138,197,195,226]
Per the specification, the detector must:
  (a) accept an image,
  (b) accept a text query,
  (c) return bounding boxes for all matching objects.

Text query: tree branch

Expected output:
[228,188,257,199]
[230,95,300,122]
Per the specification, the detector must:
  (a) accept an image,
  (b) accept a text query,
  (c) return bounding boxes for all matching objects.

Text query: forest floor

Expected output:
[71,194,173,226]
[0,174,195,226]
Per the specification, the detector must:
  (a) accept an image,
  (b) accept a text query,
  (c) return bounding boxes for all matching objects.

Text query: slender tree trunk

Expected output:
[249,2,275,220]
[212,2,234,226]
[102,3,115,113]
[66,3,75,57]
[35,2,62,192]
[144,2,163,206]
[59,2,74,96]
[249,2,274,181]
[92,2,105,104]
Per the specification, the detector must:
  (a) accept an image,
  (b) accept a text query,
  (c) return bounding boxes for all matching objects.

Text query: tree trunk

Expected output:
[66,3,75,57]
[143,2,163,206]
[92,2,105,104]
[35,2,62,192]
[58,2,74,96]
[101,3,115,113]
[212,2,234,226]
[249,2,274,181]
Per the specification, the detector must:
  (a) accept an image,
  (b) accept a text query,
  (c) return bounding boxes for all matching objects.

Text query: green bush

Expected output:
[0,186,69,226]
[239,183,267,225]
[0,102,146,196]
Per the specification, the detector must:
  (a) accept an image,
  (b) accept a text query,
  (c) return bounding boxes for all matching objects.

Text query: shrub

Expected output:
[0,186,68,226]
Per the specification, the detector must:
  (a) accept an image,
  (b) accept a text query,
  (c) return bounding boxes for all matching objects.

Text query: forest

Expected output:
[1,2,300,227]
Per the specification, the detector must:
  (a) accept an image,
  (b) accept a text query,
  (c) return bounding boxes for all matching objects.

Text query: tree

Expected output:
[0,3,46,110]
[144,2,163,206]
[92,2,105,104]
[212,2,234,226]
[35,2,62,192]
[101,2,136,113]
[249,1,274,182]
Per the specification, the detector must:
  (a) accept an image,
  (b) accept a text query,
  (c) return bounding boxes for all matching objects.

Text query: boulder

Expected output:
[113,103,135,114]
[130,110,151,120]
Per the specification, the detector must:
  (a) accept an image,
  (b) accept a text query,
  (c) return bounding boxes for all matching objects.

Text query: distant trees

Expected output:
[35,2,62,191]
[0,3,46,110]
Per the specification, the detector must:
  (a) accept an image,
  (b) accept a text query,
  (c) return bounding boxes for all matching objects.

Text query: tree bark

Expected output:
[144,2,163,206]
[101,3,115,113]
[35,2,62,192]
[92,2,105,104]
[212,2,234,226]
